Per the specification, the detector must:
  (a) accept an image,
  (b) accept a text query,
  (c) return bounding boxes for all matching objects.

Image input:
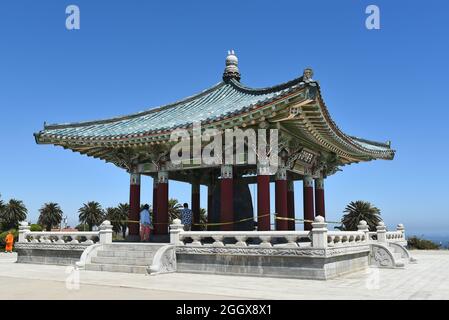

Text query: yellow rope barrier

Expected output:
[274,215,341,224]
[110,214,341,227]
[192,214,271,227]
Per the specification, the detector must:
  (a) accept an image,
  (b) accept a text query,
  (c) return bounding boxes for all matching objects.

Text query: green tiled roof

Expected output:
[36,78,304,140]
[34,73,395,163]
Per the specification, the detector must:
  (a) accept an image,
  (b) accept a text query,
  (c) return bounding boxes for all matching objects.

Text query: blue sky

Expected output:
[0,0,448,236]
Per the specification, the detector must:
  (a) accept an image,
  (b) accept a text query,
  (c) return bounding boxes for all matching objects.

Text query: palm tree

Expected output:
[105,204,129,237]
[116,203,130,239]
[198,208,208,231]
[78,201,104,231]
[0,194,4,212]
[168,198,183,222]
[0,199,27,230]
[340,201,382,231]
[0,194,5,228]
[105,207,120,235]
[38,203,63,231]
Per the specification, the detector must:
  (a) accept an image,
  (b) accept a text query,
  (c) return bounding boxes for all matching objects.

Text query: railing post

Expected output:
[170,218,184,245]
[18,221,31,243]
[376,221,387,243]
[357,220,370,242]
[99,220,113,244]
[397,223,405,240]
[311,216,328,248]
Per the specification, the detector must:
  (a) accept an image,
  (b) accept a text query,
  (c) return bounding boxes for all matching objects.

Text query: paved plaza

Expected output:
[1,250,449,300]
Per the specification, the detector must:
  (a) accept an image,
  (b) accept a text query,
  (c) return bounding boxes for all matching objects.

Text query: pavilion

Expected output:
[34,51,395,239]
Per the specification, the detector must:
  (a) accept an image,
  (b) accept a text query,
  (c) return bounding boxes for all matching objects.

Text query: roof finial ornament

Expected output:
[223,49,241,82]
[303,67,314,83]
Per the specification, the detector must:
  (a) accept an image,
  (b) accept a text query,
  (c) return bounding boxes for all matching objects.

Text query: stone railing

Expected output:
[169,217,407,249]
[374,222,406,243]
[170,216,369,249]
[175,230,311,248]
[18,220,113,245]
[327,231,366,247]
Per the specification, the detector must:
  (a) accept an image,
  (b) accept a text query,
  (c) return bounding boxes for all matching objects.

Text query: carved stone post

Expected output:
[357,220,370,242]
[99,220,113,244]
[397,223,405,240]
[170,219,184,245]
[311,216,328,248]
[18,221,31,243]
[376,221,387,243]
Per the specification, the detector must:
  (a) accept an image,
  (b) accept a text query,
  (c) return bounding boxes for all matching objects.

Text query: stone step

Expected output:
[85,263,148,274]
[97,250,155,259]
[102,243,165,251]
[91,256,151,266]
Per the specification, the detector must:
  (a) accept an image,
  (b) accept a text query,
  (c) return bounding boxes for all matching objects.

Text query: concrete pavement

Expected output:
[0,251,448,299]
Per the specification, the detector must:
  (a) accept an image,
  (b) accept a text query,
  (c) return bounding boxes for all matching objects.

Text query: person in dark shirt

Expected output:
[180,203,193,231]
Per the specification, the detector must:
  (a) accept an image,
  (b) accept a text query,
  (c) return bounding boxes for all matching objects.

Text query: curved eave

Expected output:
[286,82,395,163]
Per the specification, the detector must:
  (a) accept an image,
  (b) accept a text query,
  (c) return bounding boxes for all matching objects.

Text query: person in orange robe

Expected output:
[5,231,14,253]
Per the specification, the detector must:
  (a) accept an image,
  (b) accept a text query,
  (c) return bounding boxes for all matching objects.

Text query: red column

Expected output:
[128,173,141,238]
[303,175,315,231]
[257,164,271,231]
[220,165,234,231]
[155,171,169,235]
[207,184,213,231]
[315,178,325,219]
[287,180,295,231]
[275,168,288,231]
[191,180,200,231]
[152,177,158,219]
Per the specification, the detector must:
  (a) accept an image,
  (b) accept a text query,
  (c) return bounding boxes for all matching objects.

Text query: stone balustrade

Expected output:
[368,232,377,240]
[169,217,407,249]
[175,230,311,248]
[18,220,113,245]
[386,231,405,241]
[171,216,370,249]
[326,231,366,247]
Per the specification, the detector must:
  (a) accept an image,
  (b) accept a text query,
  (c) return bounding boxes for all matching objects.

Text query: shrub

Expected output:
[407,236,440,250]
[0,229,18,249]
[75,223,89,231]
[30,224,43,232]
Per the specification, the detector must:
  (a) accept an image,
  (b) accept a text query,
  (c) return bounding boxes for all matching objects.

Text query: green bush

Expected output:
[407,236,440,250]
[0,229,18,249]
[30,224,43,232]
[75,223,89,231]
